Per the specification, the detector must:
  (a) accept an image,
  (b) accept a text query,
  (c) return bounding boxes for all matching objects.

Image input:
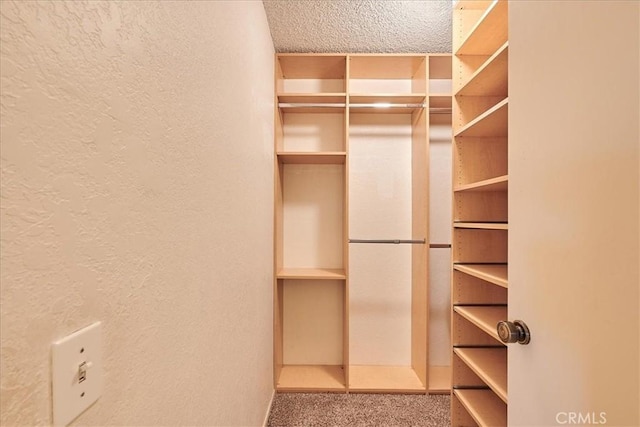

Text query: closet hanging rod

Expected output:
[349,239,426,244]
[278,102,451,113]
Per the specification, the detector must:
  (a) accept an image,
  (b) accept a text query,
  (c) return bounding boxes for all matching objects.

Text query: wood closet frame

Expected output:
[273,53,453,394]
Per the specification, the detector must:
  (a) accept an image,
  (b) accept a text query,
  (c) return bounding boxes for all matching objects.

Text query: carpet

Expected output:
[267,393,450,427]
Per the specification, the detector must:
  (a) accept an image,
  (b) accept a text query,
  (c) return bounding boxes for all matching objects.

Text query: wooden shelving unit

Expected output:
[274,53,453,394]
[274,54,348,392]
[452,1,509,424]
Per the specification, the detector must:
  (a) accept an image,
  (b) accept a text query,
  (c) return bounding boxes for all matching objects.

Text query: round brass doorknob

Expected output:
[497,320,531,345]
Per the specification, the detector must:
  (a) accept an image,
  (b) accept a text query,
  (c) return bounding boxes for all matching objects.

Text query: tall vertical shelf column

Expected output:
[427,54,454,394]
[347,55,428,393]
[451,1,509,425]
[274,54,349,391]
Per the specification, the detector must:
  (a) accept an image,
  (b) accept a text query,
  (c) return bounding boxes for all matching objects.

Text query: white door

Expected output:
[509,2,639,426]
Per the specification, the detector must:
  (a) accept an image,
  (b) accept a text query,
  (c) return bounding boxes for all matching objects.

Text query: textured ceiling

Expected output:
[262,0,452,53]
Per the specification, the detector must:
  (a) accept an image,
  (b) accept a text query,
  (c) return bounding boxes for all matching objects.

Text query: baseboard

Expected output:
[262,389,275,427]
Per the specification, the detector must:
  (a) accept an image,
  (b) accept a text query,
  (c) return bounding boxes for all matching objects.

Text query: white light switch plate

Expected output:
[52,321,103,426]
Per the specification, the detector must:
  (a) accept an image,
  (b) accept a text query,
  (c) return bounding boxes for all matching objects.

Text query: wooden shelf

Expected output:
[349,93,426,104]
[457,0,508,56]
[428,365,452,394]
[349,366,426,393]
[454,389,507,426]
[454,222,507,230]
[278,93,346,113]
[454,264,508,288]
[454,348,507,403]
[458,42,509,96]
[454,175,508,192]
[277,268,346,280]
[349,55,427,79]
[455,98,508,137]
[278,93,346,104]
[277,365,346,392]
[454,306,507,342]
[429,55,453,79]
[277,152,347,165]
[278,54,346,79]
[429,95,453,109]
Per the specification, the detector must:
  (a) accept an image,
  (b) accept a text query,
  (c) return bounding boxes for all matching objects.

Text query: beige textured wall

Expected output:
[0,1,274,426]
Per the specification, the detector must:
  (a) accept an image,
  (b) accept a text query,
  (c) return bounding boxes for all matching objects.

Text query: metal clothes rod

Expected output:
[349,239,426,244]
[430,243,452,249]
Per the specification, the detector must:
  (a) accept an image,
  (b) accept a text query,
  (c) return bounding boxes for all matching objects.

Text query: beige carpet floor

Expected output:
[267,393,450,427]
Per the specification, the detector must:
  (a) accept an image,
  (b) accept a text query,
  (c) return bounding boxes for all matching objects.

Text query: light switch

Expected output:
[51,321,102,426]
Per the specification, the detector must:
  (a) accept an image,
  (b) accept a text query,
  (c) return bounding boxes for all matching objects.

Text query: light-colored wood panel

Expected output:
[412,53,428,93]
[282,164,344,269]
[278,54,347,79]
[277,152,346,164]
[430,95,453,109]
[429,55,453,80]
[452,392,479,427]
[277,268,347,280]
[454,264,508,288]
[453,311,501,347]
[454,306,507,342]
[454,175,508,192]
[452,351,486,388]
[349,366,426,392]
[455,98,508,137]
[349,55,427,79]
[457,0,508,55]
[453,270,508,305]
[453,228,508,264]
[458,42,509,96]
[453,1,493,52]
[453,54,490,94]
[454,348,507,403]
[455,95,505,131]
[342,59,350,383]
[412,107,428,386]
[454,137,507,186]
[274,280,283,386]
[277,365,346,392]
[453,191,508,223]
[455,389,507,427]
[428,365,451,394]
[454,222,508,230]
[283,280,344,365]
[278,93,346,103]
[349,93,427,104]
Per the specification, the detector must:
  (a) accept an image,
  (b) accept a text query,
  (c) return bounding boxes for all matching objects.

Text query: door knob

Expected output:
[497,320,531,345]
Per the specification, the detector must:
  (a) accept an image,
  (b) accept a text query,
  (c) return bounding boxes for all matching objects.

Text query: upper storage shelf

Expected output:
[277,54,347,96]
[455,0,508,56]
[349,55,427,99]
